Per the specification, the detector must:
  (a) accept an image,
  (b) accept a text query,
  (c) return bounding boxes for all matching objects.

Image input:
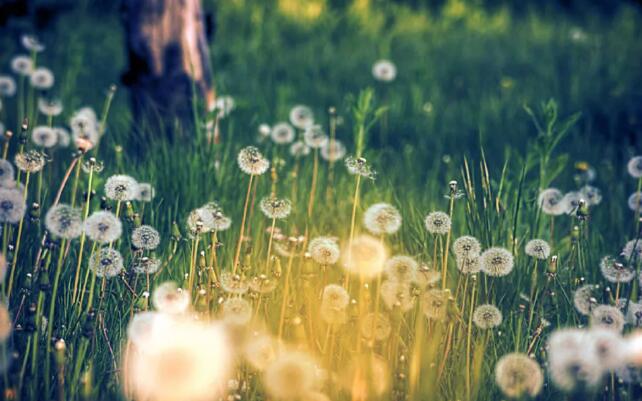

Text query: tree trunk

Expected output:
[121,0,214,139]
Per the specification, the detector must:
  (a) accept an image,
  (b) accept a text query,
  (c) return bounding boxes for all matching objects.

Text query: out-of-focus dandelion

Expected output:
[131,225,161,250]
[547,329,603,391]
[70,107,100,146]
[537,188,566,215]
[264,350,320,400]
[473,304,503,329]
[573,284,598,315]
[421,289,449,320]
[0,188,26,224]
[622,239,642,262]
[580,185,602,206]
[53,127,70,147]
[270,122,295,145]
[260,196,292,219]
[590,305,625,332]
[202,202,232,231]
[30,67,54,90]
[89,247,124,278]
[0,160,15,186]
[320,139,346,162]
[258,124,271,139]
[31,126,58,148]
[15,150,46,173]
[38,98,63,116]
[480,247,514,277]
[152,282,190,314]
[361,312,392,341]
[628,191,642,212]
[627,156,642,178]
[219,271,249,295]
[249,274,278,294]
[380,279,415,312]
[525,239,551,260]
[45,204,83,239]
[11,55,33,76]
[456,256,481,274]
[221,297,253,326]
[383,255,418,283]
[372,59,397,82]
[84,211,122,244]
[136,183,155,202]
[21,34,45,52]
[599,256,635,283]
[0,76,17,97]
[105,174,139,202]
[303,125,328,149]
[289,105,314,129]
[321,284,350,324]
[494,353,543,398]
[587,328,627,370]
[289,140,310,157]
[561,191,582,215]
[342,234,387,280]
[345,156,376,180]
[308,237,340,265]
[363,203,402,235]
[214,95,235,118]
[187,207,214,235]
[132,256,161,275]
[424,211,451,235]
[243,333,277,371]
[238,146,269,176]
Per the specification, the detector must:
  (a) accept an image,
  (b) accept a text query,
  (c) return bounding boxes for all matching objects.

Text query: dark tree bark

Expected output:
[121,0,214,139]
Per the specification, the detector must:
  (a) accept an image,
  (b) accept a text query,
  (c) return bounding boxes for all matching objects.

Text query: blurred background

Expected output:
[0,0,641,162]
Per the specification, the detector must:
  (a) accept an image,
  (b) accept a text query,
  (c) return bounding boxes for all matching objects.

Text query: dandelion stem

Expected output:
[7,171,30,301]
[233,174,254,273]
[344,174,362,288]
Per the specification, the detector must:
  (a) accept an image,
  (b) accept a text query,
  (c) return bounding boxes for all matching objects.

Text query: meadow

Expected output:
[0,0,642,400]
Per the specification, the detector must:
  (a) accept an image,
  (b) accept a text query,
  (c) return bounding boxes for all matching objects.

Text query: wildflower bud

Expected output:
[29,202,40,221]
[171,221,181,241]
[54,339,66,365]
[548,255,558,274]
[21,117,29,132]
[125,202,135,221]
[571,226,580,242]
[449,180,458,193]
[4,130,13,139]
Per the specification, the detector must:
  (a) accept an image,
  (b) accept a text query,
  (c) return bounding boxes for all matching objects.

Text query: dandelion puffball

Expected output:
[105,174,139,202]
[89,248,124,278]
[131,225,161,250]
[372,59,397,82]
[308,237,340,265]
[263,350,320,400]
[480,247,514,277]
[627,156,642,178]
[45,204,83,239]
[152,282,191,314]
[342,234,387,280]
[424,211,451,235]
[524,239,551,260]
[494,353,543,398]
[537,188,566,215]
[84,210,123,244]
[237,146,269,176]
[0,188,26,224]
[363,203,402,235]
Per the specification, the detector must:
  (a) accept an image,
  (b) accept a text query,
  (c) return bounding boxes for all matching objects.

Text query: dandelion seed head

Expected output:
[136,183,155,202]
[372,59,397,82]
[30,67,54,90]
[320,303,348,325]
[525,239,551,260]
[361,312,392,341]
[320,139,346,162]
[289,140,310,157]
[587,328,627,370]
[537,188,566,215]
[627,301,642,327]
[321,284,350,310]
[214,95,235,118]
[53,127,70,147]
[289,105,314,129]
[628,191,642,212]
[89,248,123,278]
[244,333,278,371]
[131,225,161,250]
[424,211,451,235]
[105,174,139,202]
[345,156,376,179]
[132,256,161,275]
[473,304,503,329]
[258,124,271,138]
[627,156,642,178]
[264,351,319,401]
[380,280,415,312]
[421,289,449,320]
[561,191,582,215]
[414,267,441,288]
[84,211,122,244]
[308,237,340,265]
[303,125,328,149]
[547,328,604,391]
[70,107,99,146]
[10,55,33,76]
[0,76,17,97]
[270,122,295,144]
[37,98,63,116]
[186,207,214,235]
[363,202,402,235]
[590,305,625,332]
[0,188,26,224]
[453,236,481,258]
[599,256,635,283]
[21,35,45,52]
[31,126,58,148]
[219,271,249,295]
[152,282,190,314]
[383,255,418,283]
[480,247,514,277]
[573,284,598,315]
[249,275,278,294]
[237,146,269,176]
[221,297,253,326]
[260,196,292,219]
[45,204,82,239]
[202,202,232,231]
[342,234,387,280]
[580,185,602,206]
[494,353,543,398]
[0,159,15,186]
[622,239,642,262]
[14,150,46,173]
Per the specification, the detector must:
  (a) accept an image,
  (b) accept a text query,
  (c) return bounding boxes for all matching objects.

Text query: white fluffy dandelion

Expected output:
[264,351,319,401]
[136,183,155,202]
[105,175,139,201]
[424,211,451,235]
[627,156,642,178]
[453,236,481,258]
[363,203,402,235]
[152,282,191,314]
[456,256,481,274]
[494,353,543,398]
[259,196,292,219]
[380,280,415,312]
[54,127,70,147]
[421,289,449,320]
[628,191,642,212]
[237,146,269,175]
[524,239,551,260]
[186,207,215,235]
[547,329,603,391]
[289,105,314,129]
[38,98,63,116]
[537,188,565,215]
[580,185,602,206]
[599,256,635,283]
[31,126,58,148]
[10,55,33,76]
[21,35,45,52]
[45,204,83,239]
[289,140,310,157]
[202,202,232,231]
[131,225,161,250]
[473,304,503,329]
[320,139,346,162]
[573,284,598,315]
[372,59,397,82]
[14,150,46,173]
[219,271,249,295]
[590,305,625,332]
[84,211,123,244]
[303,125,328,149]
[621,239,642,262]
[0,188,26,224]
[345,156,376,179]
[0,76,17,97]
[270,122,296,144]
[383,255,418,283]
[89,248,124,278]
[30,67,54,90]
[342,234,387,280]
[308,237,340,265]
[0,159,15,186]
[480,247,514,277]
[221,297,253,326]
[132,256,161,275]
[361,312,392,341]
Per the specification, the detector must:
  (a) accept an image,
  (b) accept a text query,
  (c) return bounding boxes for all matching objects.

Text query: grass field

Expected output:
[1,0,642,400]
